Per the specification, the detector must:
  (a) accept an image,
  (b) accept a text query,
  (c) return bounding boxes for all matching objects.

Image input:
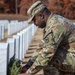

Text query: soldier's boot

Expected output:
[43,66,58,75]
[59,71,74,75]
[71,73,75,75]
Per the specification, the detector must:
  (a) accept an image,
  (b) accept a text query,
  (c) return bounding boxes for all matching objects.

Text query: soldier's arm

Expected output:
[21,45,43,73]
[28,23,66,75]
[28,47,55,75]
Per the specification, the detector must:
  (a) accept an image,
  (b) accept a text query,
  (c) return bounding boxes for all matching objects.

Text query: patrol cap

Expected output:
[27,1,46,23]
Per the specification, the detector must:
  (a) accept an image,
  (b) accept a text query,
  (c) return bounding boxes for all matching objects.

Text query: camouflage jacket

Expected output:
[26,13,75,75]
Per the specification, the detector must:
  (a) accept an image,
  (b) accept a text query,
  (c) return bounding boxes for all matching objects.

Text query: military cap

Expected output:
[27,1,46,23]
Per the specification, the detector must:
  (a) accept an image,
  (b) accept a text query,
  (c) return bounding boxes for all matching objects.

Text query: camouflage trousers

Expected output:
[30,47,75,75]
[43,66,58,75]
[42,48,75,75]
[44,50,75,75]
[42,66,75,75]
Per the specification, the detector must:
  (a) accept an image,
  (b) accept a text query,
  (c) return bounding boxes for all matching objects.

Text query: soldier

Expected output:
[19,1,75,75]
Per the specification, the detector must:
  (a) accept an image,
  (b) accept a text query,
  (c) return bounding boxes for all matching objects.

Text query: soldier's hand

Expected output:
[18,73,28,75]
[21,66,27,73]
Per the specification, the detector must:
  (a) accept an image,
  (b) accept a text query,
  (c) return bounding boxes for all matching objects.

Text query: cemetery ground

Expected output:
[0,14,75,75]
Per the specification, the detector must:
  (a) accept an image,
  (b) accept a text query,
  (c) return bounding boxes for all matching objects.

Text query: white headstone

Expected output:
[13,35,20,59]
[0,26,2,41]
[17,33,23,60]
[27,26,32,45]
[21,29,28,58]
[23,21,28,27]
[0,43,8,75]
[22,29,29,58]
[8,23,11,35]
[7,38,15,62]
[1,25,5,39]
[0,20,9,29]
[31,24,35,36]
[73,23,75,25]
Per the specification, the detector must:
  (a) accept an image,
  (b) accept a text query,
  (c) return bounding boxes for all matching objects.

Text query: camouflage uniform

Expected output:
[25,13,75,75]
[25,1,75,75]
[43,13,75,75]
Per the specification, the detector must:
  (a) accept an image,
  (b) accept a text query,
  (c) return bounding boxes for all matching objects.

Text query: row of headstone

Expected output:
[0,20,26,41]
[0,25,5,41]
[16,24,37,60]
[0,24,37,75]
[8,21,28,35]
[7,24,37,61]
